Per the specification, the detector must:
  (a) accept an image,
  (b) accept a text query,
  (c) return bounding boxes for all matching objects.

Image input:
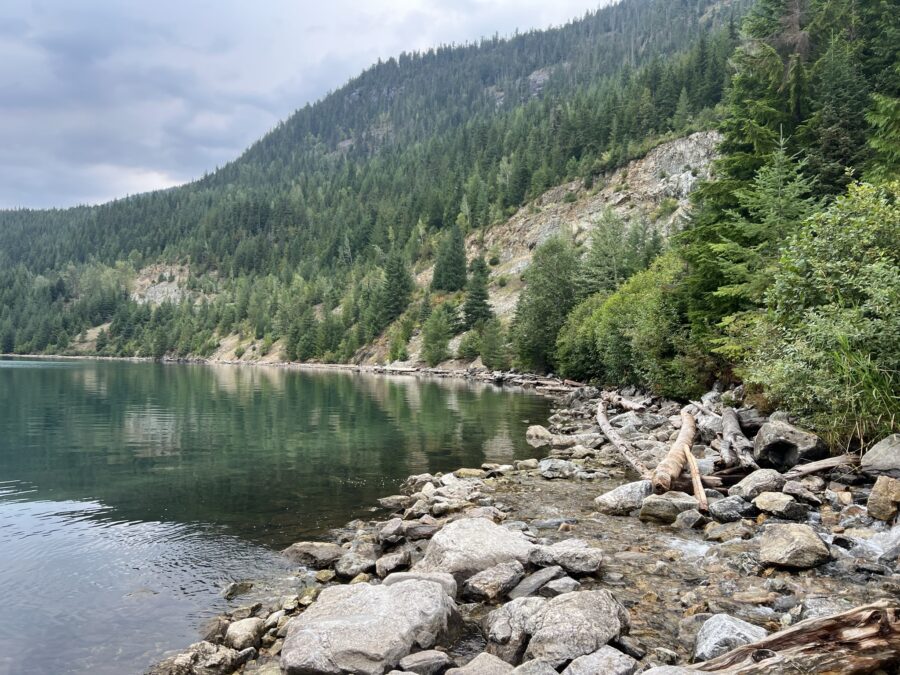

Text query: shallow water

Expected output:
[0,358,552,674]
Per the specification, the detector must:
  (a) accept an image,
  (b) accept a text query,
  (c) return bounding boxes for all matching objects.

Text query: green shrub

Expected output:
[480,319,510,370]
[741,181,900,448]
[555,292,607,382]
[457,330,481,360]
[422,304,453,366]
[234,345,245,359]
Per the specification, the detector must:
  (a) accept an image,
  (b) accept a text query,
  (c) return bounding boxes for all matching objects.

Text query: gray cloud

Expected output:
[0,0,602,208]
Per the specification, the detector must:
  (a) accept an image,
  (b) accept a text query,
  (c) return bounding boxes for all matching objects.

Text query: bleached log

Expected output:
[721,407,758,469]
[652,410,696,494]
[783,454,858,479]
[596,401,651,479]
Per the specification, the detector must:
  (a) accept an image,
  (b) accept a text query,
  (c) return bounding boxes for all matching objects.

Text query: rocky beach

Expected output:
[150,375,900,675]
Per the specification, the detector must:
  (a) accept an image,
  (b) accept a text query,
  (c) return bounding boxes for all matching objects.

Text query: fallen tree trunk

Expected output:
[671,474,723,491]
[596,401,651,479]
[694,600,900,674]
[683,446,709,512]
[720,407,758,470]
[602,391,650,412]
[652,410,696,494]
[783,453,859,479]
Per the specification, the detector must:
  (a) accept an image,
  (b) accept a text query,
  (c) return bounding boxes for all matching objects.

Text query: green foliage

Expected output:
[432,223,467,292]
[382,249,414,325]
[511,237,580,373]
[479,318,510,371]
[457,330,481,361]
[421,304,453,366]
[741,181,900,448]
[462,256,493,329]
[866,84,900,181]
[555,292,608,383]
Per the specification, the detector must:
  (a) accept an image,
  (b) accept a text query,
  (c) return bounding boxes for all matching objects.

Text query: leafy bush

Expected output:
[480,319,510,370]
[555,292,607,382]
[422,304,453,366]
[234,345,245,359]
[741,181,900,448]
[457,330,481,360]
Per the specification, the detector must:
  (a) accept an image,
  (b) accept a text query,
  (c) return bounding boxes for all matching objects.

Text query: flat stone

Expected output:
[463,561,525,602]
[413,518,534,583]
[674,509,710,529]
[594,480,653,515]
[383,572,458,599]
[639,492,699,524]
[455,468,487,479]
[281,541,345,569]
[225,617,265,651]
[758,524,831,569]
[281,580,459,675]
[402,521,442,540]
[693,613,767,661]
[538,458,578,479]
[508,566,565,600]
[782,480,822,506]
[561,646,637,675]
[728,469,786,500]
[376,550,411,578]
[529,538,603,575]
[868,475,900,521]
[539,576,580,597]
[709,495,756,523]
[862,435,900,478]
[511,659,558,674]
[399,649,453,675]
[753,421,827,471]
[704,521,753,542]
[753,492,810,520]
[447,652,513,674]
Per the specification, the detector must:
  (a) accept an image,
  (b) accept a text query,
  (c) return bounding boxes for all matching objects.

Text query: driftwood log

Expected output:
[720,407,758,470]
[652,410,696,494]
[602,390,650,412]
[596,401,651,479]
[783,453,859,479]
[682,446,709,511]
[695,600,900,673]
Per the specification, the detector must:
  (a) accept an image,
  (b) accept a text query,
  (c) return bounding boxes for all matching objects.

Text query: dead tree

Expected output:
[720,407,758,469]
[652,409,696,494]
[596,401,651,479]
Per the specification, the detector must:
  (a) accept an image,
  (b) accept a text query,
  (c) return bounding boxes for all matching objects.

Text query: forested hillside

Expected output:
[1,0,897,448]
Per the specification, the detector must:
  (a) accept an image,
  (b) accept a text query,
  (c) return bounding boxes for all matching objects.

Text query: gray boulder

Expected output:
[281,541,345,568]
[281,579,459,674]
[484,596,549,664]
[609,411,669,429]
[463,561,525,602]
[753,421,827,470]
[594,481,652,515]
[413,518,534,583]
[862,434,900,478]
[224,617,264,651]
[758,524,831,569]
[335,541,379,578]
[529,539,602,575]
[398,649,453,675]
[149,641,240,675]
[693,613,767,662]
[709,495,756,522]
[538,458,578,479]
[447,652,513,674]
[512,659,558,674]
[383,572,458,599]
[639,492,699,524]
[377,550,411,578]
[539,576,580,597]
[508,566,565,600]
[673,509,710,529]
[752,492,809,520]
[562,646,638,675]
[728,469,786,500]
[379,518,405,545]
[524,590,630,666]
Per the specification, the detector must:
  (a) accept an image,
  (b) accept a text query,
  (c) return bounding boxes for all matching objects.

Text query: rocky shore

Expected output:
[149,382,900,675]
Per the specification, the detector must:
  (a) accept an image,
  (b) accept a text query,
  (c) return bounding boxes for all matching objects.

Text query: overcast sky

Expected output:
[0,0,604,209]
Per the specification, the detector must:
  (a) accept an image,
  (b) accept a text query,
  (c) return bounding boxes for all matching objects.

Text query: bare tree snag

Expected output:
[721,407,758,470]
[783,453,858,479]
[596,401,651,479]
[694,600,900,674]
[652,410,696,495]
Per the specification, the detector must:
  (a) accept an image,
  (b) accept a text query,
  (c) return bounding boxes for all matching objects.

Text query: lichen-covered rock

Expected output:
[334,541,379,578]
[462,561,525,602]
[511,659,558,674]
[526,426,553,447]
[148,641,241,675]
[281,541,345,569]
[382,572,458,599]
[753,421,827,470]
[594,481,652,515]
[728,469,786,500]
[758,524,831,569]
[484,596,550,664]
[639,492,699,524]
[413,518,534,583]
[529,538,602,575]
[867,475,900,521]
[281,579,459,674]
[861,435,900,478]
[561,646,638,675]
[693,613,767,662]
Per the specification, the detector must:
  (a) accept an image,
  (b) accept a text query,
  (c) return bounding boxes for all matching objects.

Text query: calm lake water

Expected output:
[0,358,551,675]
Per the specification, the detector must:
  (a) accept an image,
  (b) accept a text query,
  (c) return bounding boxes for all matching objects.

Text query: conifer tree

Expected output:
[421,304,452,366]
[382,249,413,325]
[432,223,467,292]
[462,256,493,329]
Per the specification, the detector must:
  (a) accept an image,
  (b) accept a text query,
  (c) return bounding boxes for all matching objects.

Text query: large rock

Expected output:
[862,435,900,478]
[728,469,786,500]
[508,566,565,600]
[281,541,345,569]
[413,518,534,583]
[594,481,652,515]
[709,495,756,523]
[383,572,458,599]
[149,641,240,675]
[561,646,638,675]
[867,475,900,521]
[609,411,669,430]
[447,652,513,674]
[639,492,699,524]
[511,660,558,674]
[335,541,379,578]
[758,524,831,569]
[398,649,453,675]
[463,561,525,602]
[529,539,603,575]
[526,426,553,447]
[524,590,630,666]
[693,613,767,662]
[752,492,809,520]
[376,550,411,578]
[538,458,578,479]
[753,421,827,470]
[484,597,550,664]
[281,580,459,675]
[224,617,265,651]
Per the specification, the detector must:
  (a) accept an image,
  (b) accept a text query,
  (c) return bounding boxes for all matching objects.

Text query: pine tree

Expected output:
[382,249,413,324]
[672,87,692,130]
[479,318,509,370]
[421,304,452,366]
[432,223,467,292]
[462,256,493,329]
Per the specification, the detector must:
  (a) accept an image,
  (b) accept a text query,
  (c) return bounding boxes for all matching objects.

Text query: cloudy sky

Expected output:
[0,0,604,209]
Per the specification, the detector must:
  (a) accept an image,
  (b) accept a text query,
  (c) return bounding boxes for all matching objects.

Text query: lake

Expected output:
[0,358,552,675]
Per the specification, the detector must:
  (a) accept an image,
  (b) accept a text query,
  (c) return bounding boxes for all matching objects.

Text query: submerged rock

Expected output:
[594,480,652,516]
[753,421,827,470]
[758,524,831,569]
[280,579,459,674]
[693,613,767,661]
